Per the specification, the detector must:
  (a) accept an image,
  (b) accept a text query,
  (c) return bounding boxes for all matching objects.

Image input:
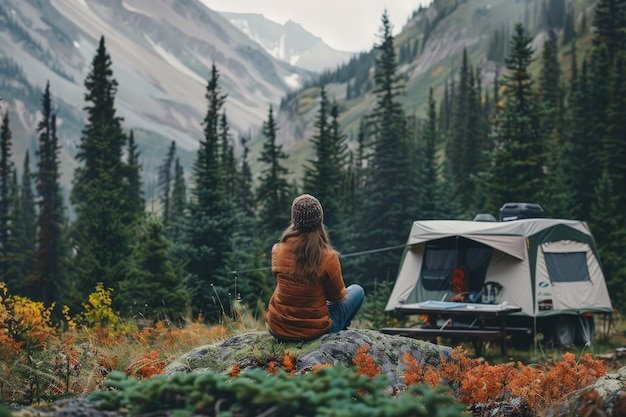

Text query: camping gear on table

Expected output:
[385,218,613,346]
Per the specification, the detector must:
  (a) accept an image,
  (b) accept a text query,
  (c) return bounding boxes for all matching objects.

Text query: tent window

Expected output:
[421,247,456,291]
[544,252,590,283]
[420,238,493,292]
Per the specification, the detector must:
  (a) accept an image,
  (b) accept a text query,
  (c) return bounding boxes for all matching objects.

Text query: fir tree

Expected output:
[303,86,348,237]
[20,151,36,283]
[546,142,580,219]
[575,43,613,217]
[562,2,576,45]
[255,105,291,249]
[118,217,190,323]
[178,63,237,320]
[167,157,186,242]
[32,82,66,305]
[446,49,470,205]
[67,36,132,309]
[237,135,255,222]
[0,170,26,291]
[0,112,14,273]
[540,28,562,142]
[219,112,238,200]
[603,51,626,214]
[360,11,416,284]
[446,50,485,212]
[158,140,177,227]
[589,170,626,311]
[566,58,597,219]
[592,0,626,62]
[482,23,546,214]
[230,134,268,309]
[418,87,440,219]
[125,130,144,218]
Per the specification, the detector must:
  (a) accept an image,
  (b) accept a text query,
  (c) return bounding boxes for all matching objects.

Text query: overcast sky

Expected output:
[198,0,432,53]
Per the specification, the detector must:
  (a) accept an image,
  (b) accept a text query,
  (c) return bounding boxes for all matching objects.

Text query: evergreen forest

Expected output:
[1,0,626,327]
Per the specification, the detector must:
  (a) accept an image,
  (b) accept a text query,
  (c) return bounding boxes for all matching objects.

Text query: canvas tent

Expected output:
[385,218,613,345]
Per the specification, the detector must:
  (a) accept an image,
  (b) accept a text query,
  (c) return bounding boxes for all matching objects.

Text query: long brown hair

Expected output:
[280,223,335,286]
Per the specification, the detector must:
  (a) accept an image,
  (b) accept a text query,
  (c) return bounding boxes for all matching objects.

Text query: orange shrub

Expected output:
[401,352,440,387]
[400,347,607,415]
[229,364,240,378]
[352,346,381,379]
[124,349,168,379]
[282,350,294,373]
[266,361,278,375]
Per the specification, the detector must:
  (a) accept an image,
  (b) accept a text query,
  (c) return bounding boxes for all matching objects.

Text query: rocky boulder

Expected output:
[165,329,451,389]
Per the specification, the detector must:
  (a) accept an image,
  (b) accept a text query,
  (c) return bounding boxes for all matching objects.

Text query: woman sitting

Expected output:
[266,194,365,342]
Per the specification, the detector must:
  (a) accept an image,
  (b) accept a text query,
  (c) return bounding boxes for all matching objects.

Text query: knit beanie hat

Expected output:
[292,194,323,232]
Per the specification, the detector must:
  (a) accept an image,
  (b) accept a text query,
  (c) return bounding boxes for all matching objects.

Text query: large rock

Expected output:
[165,329,451,389]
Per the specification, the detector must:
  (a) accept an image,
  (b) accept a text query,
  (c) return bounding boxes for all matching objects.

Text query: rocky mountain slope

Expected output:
[220,12,353,73]
[267,0,595,180]
[0,0,597,193]
[0,0,314,185]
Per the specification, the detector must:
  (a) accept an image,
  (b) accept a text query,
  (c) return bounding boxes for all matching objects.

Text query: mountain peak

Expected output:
[220,12,351,72]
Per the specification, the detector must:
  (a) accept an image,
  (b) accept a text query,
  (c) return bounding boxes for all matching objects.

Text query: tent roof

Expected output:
[406,218,593,260]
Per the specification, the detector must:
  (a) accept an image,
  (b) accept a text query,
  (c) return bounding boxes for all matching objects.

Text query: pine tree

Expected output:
[567,58,597,219]
[118,217,190,323]
[29,84,67,303]
[446,50,486,212]
[219,112,238,200]
[539,28,569,217]
[603,51,626,214]
[562,1,576,45]
[67,36,132,309]
[229,134,268,309]
[360,11,416,284]
[438,79,452,133]
[20,151,36,282]
[0,170,27,291]
[178,63,237,321]
[575,43,612,218]
[167,157,186,242]
[446,49,470,203]
[303,86,331,195]
[592,0,626,62]
[158,140,176,227]
[237,135,255,222]
[546,142,580,219]
[589,170,626,310]
[466,67,489,214]
[303,87,348,236]
[125,130,144,218]
[32,83,66,305]
[0,112,14,275]
[419,87,440,219]
[540,28,562,142]
[255,105,291,249]
[338,118,369,279]
[482,23,546,214]
[548,0,566,29]
[327,101,351,241]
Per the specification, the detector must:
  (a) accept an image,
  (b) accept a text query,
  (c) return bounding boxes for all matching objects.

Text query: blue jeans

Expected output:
[328,284,365,333]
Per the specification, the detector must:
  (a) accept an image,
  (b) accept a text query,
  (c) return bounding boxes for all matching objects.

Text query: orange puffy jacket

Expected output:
[266,240,347,341]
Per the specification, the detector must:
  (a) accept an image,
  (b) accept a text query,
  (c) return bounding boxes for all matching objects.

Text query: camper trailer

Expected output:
[384,217,613,346]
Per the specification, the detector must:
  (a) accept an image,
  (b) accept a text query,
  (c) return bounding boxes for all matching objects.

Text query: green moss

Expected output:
[182,346,221,372]
[385,349,398,364]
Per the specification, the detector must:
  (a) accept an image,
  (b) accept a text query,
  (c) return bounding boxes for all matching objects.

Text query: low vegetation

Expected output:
[0,283,617,417]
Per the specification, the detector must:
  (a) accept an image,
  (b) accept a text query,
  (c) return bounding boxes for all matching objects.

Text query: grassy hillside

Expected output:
[268,0,598,186]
